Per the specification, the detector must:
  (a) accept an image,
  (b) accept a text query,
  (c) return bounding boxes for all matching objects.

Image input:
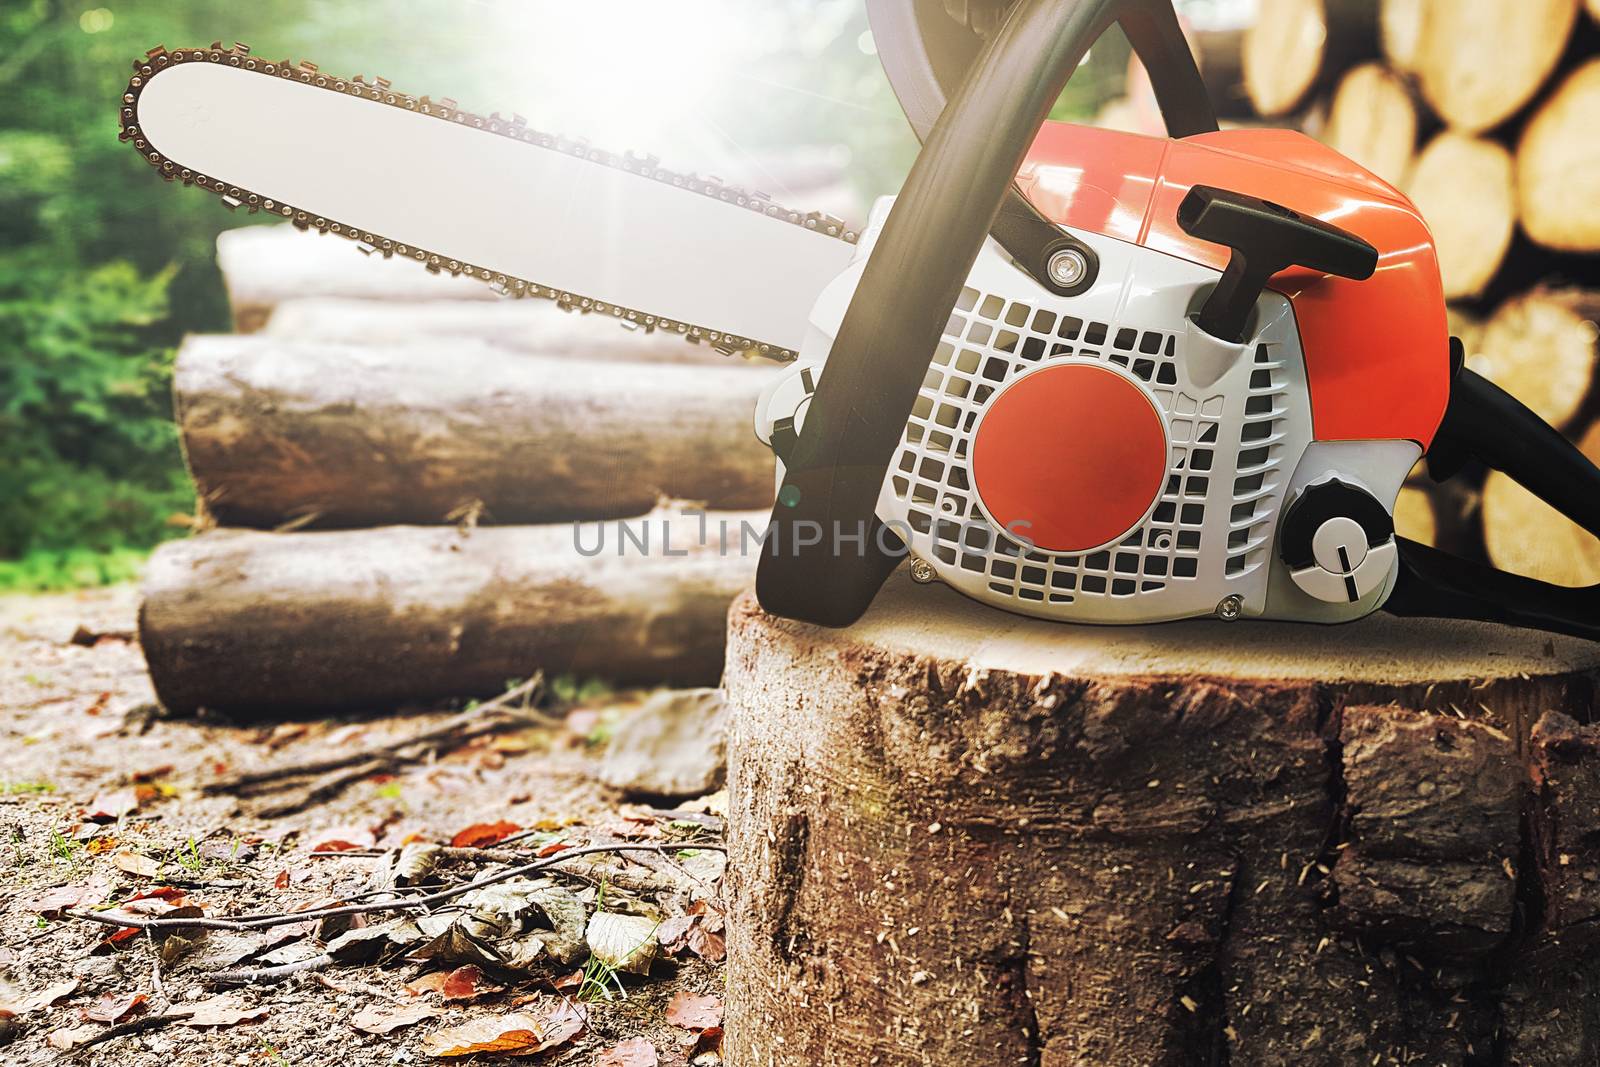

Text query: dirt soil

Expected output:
[0,584,726,1066]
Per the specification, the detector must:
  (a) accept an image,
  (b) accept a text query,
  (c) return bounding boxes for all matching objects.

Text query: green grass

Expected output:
[1,780,55,795]
[0,545,149,593]
[48,828,79,863]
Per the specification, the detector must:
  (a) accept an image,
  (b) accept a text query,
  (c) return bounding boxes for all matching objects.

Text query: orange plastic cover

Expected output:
[1016,123,1450,448]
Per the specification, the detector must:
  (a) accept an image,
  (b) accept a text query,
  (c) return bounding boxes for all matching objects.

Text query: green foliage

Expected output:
[0,0,1125,591]
[0,256,190,561]
[0,0,362,586]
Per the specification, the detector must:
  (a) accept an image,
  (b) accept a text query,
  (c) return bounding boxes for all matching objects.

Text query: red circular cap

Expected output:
[971,362,1168,554]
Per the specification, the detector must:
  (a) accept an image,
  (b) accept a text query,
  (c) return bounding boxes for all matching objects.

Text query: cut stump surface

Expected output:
[723,573,1600,1066]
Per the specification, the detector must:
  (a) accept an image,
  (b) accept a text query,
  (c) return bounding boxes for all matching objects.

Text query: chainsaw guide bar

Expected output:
[118,42,860,362]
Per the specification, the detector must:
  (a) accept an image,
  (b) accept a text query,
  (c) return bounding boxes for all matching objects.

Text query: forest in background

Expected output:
[0,0,1128,591]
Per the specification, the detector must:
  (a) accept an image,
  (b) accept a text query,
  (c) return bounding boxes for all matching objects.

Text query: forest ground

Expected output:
[0,584,724,1067]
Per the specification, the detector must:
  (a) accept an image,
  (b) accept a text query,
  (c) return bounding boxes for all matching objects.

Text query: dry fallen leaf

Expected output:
[46,1024,97,1051]
[84,788,139,822]
[86,991,148,1024]
[658,903,727,963]
[689,1025,724,1062]
[112,851,161,878]
[405,971,450,997]
[405,965,500,1003]
[0,978,79,1017]
[598,1037,659,1067]
[665,992,723,1032]
[264,721,311,748]
[449,821,522,849]
[351,1000,440,1035]
[420,1002,583,1058]
[586,912,660,976]
[169,994,269,1028]
[32,877,112,917]
[311,827,377,852]
[127,886,187,904]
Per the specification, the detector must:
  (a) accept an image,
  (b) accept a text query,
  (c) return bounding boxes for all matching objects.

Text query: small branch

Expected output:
[202,953,336,988]
[71,1013,177,1051]
[204,675,551,796]
[147,929,165,1000]
[64,843,726,935]
[255,755,406,818]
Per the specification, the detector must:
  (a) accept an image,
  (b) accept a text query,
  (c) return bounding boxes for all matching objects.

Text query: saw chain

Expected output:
[118,42,860,362]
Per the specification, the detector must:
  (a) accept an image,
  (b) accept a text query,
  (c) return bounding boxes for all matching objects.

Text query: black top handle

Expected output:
[755,0,1214,627]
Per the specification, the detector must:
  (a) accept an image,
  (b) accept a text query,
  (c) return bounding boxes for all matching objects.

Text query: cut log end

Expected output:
[1379,0,1424,72]
[1404,133,1515,300]
[1483,419,1600,588]
[1323,62,1417,187]
[1469,289,1600,430]
[1517,60,1600,253]
[1243,0,1332,116]
[1414,0,1579,133]
[723,579,1600,1065]
[1393,484,1436,546]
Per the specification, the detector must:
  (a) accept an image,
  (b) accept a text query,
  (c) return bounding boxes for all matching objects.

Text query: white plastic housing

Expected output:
[756,201,1418,626]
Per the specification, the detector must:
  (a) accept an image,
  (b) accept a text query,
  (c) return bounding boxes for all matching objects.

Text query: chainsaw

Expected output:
[119,0,1600,640]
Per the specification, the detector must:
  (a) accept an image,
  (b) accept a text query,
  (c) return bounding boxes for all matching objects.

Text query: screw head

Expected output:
[1215,594,1244,622]
[909,558,937,585]
[1047,247,1089,289]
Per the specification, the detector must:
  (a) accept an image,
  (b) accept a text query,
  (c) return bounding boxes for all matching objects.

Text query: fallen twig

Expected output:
[64,842,726,934]
[202,952,336,988]
[203,675,554,797]
[71,1012,177,1051]
[147,929,165,1000]
[254,755,408,818]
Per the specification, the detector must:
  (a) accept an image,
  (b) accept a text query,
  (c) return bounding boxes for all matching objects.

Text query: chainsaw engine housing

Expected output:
[757,124,1438,626]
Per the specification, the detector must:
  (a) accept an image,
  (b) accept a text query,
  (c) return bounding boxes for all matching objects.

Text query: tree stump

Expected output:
[723,572,1600,1066]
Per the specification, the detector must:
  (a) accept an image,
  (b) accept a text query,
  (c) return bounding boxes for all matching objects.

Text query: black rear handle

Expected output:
[1387,364,1600,642]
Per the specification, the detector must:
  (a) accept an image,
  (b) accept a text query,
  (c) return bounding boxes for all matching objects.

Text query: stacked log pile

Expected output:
[141,226,780,715]
[1238,0,1600,582]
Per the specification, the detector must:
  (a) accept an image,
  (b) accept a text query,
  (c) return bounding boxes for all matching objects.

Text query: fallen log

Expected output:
[1322,62,1417,187]
[217,226,492,334]
[1242,0,1377,118]
[1516,59,1600,253]
[1403,132,1516,299]
[139,511,763,715]
[723,575,1600,1066]
[175,335,777,528]
[1482,418,1600,588]
[262,298,739,366]
[1468,288,1600,430]
[1411,0,1579,132]
[1392,484,1436,546]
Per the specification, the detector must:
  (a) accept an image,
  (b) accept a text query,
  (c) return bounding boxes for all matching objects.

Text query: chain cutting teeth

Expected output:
[119,43,860,362]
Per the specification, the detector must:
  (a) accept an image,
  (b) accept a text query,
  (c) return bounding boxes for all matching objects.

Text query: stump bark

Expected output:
[723,573,1600,1066]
